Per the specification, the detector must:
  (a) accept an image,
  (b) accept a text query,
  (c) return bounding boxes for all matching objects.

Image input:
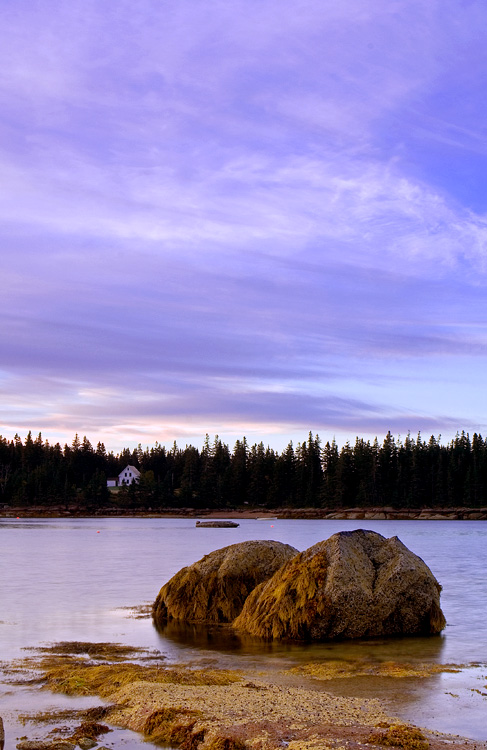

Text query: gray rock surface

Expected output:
[233,529,446,640]
[153,539,298,624]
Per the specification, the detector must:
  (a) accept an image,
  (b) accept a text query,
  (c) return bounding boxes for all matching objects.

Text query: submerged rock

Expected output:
[233,529,446,641]
[152,540,298,624]
[195,520,239,527]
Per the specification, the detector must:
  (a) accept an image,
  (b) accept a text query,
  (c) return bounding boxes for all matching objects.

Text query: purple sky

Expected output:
[1,0,487,452]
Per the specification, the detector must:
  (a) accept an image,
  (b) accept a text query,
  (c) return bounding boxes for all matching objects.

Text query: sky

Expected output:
[1,0,487,453]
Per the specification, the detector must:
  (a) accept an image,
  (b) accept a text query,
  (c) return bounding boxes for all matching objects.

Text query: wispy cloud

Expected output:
[1,0,487,450]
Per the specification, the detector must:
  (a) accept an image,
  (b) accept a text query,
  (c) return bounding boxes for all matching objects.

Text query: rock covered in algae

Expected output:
[152,540,298,624]
[16,742,76,750]
[233,529,446,640]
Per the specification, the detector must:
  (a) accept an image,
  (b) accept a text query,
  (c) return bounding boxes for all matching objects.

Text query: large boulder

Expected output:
[152,540,298,625]
[232,529,446,640]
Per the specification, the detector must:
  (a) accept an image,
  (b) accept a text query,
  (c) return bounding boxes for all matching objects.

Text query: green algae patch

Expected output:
[43,661,241,697]
[368,724,429,750]
[288,660,461,681]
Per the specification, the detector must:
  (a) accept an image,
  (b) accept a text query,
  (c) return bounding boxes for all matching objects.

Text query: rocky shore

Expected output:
[1,505,487,520]
[276,506,487,520]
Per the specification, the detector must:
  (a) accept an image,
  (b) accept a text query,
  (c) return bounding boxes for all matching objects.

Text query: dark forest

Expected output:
[1,430,486,510]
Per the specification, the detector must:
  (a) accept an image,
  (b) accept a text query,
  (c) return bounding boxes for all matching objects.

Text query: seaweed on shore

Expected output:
[42,660,241,697]
[143,708,247,750]
[288,659,461,681]
[143,707,204,748]
[67,720,111,742]
[31,641,146,660]
[368,724,429,750]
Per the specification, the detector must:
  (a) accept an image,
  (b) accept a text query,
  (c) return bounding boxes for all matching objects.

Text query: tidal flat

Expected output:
[5,641,485,750]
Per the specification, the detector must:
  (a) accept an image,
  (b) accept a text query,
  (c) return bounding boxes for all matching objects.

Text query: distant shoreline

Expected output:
[2,505,486,520]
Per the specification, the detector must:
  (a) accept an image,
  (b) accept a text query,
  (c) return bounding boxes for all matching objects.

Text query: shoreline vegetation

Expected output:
[2,430,487,513]
[7,642,484,750]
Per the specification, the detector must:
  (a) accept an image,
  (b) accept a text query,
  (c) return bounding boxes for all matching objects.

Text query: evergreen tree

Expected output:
[321,439,339,507]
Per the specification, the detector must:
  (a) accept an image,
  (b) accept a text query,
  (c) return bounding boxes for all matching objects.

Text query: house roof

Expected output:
[119,464,141,475]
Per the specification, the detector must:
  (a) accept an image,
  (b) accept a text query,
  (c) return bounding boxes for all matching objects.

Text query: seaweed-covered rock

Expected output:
[16,742,76,750]
[152,540,298,624]
[233,529,446,641]
[77,740,97,750]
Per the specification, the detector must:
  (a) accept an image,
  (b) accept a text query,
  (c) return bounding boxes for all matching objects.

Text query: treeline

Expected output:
[1,430,487,510]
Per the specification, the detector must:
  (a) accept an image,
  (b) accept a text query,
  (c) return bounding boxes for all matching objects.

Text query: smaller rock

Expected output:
[153,540,298,624]
[77,739,97,750]
[195,520,239,527]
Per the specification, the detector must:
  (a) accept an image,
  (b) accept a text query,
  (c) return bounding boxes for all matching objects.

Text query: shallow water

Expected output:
[1,517,486,744]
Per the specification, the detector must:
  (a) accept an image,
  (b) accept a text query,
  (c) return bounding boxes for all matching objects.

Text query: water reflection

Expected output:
[154,617,446,668]
[154,619,244,651]
[154,618,301,656]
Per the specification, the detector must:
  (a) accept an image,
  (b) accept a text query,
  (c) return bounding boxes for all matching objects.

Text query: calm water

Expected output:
[1,518,486,745]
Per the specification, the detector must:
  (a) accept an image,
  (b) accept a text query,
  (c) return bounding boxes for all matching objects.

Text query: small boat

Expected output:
[195,520,239,528]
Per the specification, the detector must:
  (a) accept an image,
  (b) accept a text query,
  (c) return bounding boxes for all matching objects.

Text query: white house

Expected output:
[107,465,141,487]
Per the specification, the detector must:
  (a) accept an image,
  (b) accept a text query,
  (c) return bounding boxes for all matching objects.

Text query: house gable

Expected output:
[107,464,141,487]
[119,465,141,485]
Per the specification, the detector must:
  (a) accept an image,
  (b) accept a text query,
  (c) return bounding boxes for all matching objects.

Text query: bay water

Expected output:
[1,518,486,745]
